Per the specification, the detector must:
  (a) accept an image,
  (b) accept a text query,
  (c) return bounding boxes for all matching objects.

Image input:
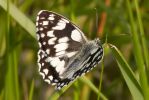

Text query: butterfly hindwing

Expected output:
[55,45,103,89]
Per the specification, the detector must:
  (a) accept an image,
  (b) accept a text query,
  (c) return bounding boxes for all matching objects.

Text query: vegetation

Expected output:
[0,0,149,100]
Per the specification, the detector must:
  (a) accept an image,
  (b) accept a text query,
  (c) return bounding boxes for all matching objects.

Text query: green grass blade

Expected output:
[13,50,20,100]
[134,0,149,68]
[73,81,80,100]
[49,82,72,100]
[4,1,20,100]
[97,61,104,100]
[110,44,143,100]
[29,79,34,100]
[5,0,13,99]
[0,0,36,38]
[5,51,20,100]
[126,0,149,99]
[0,90,4,100]
[80,76,107,100]
[50,76,107,100]
[5,53,16,100]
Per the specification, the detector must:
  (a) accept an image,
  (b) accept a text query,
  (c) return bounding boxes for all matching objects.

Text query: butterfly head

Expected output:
[94,38,102,46]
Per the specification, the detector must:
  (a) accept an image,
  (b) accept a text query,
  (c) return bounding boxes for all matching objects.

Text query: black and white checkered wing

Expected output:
[36,10,88,88]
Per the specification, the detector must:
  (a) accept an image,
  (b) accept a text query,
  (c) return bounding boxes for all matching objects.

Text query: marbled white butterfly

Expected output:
[36,10,104,90]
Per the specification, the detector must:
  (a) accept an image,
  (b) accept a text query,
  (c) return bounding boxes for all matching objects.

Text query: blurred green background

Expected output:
[0,0,149,100]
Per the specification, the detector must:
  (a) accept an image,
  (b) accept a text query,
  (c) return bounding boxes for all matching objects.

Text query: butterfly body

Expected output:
[36,10,103,90]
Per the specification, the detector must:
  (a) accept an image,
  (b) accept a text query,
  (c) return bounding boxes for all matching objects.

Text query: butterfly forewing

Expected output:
[36,10,87,56]
[36,10,104,90]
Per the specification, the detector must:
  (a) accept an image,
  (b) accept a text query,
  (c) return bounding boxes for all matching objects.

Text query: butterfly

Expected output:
[36,10,104,90]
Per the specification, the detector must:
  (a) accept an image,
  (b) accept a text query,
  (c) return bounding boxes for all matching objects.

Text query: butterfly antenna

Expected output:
[94,8,99,36]
[105,32,108,44]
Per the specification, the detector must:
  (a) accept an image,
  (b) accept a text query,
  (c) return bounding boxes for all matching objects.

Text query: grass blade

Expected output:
[126,0,149,99]
[134,0,149,69]
[49,82,72,100]
[50,76,107,100]
[13,49,20,100]
[29,79,34,100]
[110,44,143,100]
[97,61,104,100]
[0,0,36,38]
[80,76,107,100]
